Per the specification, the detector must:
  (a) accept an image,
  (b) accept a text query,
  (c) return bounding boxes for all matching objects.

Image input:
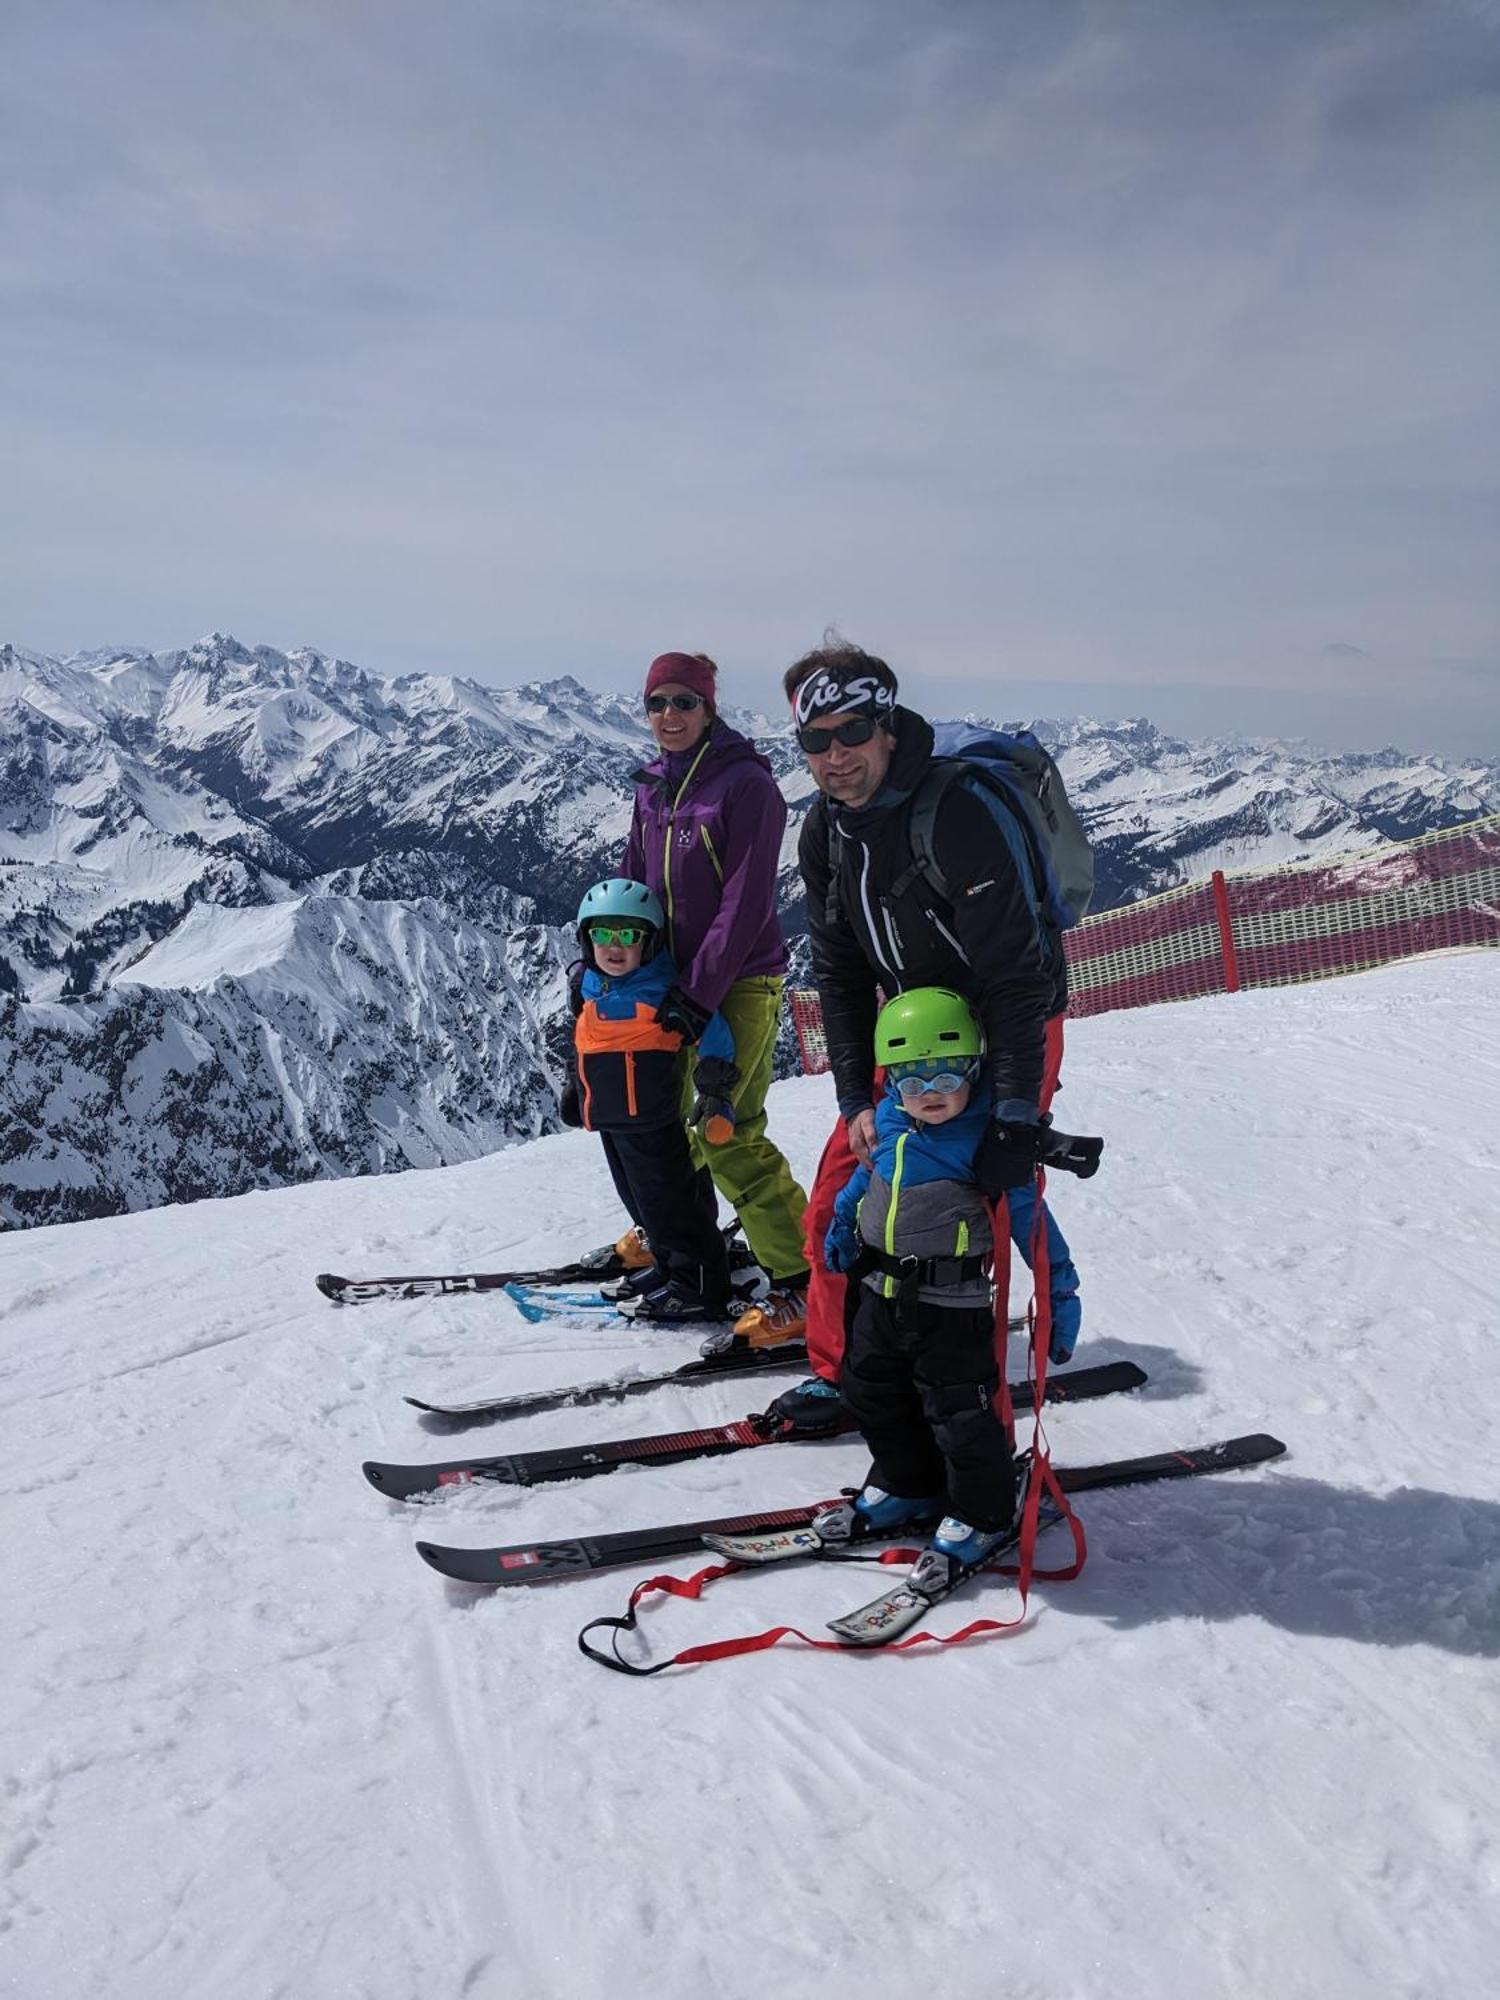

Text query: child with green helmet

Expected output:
[817,986,1021,1583]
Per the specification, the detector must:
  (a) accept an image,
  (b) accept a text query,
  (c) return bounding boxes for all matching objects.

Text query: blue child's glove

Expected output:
[1048,1276,1082,1366]
[824,1214,862,1275]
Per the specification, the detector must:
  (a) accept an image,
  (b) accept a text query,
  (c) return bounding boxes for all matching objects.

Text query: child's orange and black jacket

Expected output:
[572,953,736,1131]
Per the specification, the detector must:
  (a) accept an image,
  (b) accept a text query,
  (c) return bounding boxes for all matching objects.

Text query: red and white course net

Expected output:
[789,812,1500,1073]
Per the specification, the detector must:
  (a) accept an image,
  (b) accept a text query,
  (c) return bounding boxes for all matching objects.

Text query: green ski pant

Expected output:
[680,975,810,1284]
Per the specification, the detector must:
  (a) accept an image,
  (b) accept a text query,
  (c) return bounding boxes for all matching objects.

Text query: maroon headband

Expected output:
[645,652,717,710]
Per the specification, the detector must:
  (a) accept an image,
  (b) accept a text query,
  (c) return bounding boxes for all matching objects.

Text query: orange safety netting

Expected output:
[789,811,1500,1073]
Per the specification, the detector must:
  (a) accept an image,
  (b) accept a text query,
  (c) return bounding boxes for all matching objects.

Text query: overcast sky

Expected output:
[2,0,1496,755]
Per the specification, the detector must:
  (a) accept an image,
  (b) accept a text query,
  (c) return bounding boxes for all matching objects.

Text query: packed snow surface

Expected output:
[3,956,1498,2000]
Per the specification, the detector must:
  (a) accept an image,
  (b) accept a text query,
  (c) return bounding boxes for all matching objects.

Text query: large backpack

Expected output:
[899,722,1093,933]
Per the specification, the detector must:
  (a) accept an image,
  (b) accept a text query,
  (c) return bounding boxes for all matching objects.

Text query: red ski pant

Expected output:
[803,1013,1067,1383]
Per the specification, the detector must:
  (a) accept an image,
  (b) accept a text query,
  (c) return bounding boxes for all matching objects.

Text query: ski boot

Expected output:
[810,1486,943,1547]
[766,1374,847,1433]
[625,1278,732,1326]
[598,1263,663,1303]
[702,1281,807,1358]
[907,1516,1018,1598]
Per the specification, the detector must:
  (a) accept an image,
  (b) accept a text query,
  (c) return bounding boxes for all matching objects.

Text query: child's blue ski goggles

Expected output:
[888,1059,980,1099]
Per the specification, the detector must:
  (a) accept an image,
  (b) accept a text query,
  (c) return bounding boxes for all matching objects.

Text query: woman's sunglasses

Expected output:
[646,692,706,715]
[889,1061,979,1099]
[588,923,650,948]
[797,715,881,755]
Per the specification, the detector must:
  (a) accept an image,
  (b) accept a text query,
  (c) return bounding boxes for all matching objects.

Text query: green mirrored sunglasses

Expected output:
[588,923,649,947]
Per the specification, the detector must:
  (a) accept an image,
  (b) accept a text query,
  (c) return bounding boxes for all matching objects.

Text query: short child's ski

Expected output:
[502,1283,628,1322]
[419,1433,1284,1587]
[824,1507,1065,1646]
[405,1337,810,1422]
[365,1361,1146,1502]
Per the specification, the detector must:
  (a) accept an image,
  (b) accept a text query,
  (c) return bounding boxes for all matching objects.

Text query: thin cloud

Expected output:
[0,0,1495,754]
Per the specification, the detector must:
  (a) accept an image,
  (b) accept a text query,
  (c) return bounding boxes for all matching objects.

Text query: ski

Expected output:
[824,1502,1067,1646]
[405,1313,1030,1422]
[415,1431,1285,1586]
[371,1361,1147,1504]
[503,1283,631,1322]
[316,1222,749,1307]
[405,1337,811,1422]
[315,1253,626,1306]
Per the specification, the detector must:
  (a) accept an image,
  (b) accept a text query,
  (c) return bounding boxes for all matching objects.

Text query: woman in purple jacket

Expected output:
[621,651,810,1346]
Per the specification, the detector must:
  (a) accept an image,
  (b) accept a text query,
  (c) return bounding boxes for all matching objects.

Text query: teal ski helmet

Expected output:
[576,878,665,956]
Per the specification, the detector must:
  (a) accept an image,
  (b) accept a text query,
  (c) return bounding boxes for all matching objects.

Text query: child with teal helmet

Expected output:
[566,878,741,1322]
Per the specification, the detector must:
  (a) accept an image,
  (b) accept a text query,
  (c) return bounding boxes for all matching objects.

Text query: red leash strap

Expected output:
[577,1550,903,1675]
[992,1166,1088,1620]
[576,1536,1083,1675]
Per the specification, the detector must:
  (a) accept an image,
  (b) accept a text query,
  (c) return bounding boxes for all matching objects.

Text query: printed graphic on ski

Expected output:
[824,1501,1067,1647]
[414,1433,1285,1586]
[315,1253,623,1306]
[316,1223,747,1306]
[364,1360,1147,1500]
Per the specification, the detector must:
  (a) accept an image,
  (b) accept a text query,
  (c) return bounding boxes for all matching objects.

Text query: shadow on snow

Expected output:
[1036,1471,1500,1658]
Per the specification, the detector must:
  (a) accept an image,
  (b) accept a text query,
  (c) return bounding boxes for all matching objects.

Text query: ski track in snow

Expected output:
[2,954,1499,1999]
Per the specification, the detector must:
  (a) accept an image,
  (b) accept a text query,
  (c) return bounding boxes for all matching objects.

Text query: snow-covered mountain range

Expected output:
[4,632,1497,1228]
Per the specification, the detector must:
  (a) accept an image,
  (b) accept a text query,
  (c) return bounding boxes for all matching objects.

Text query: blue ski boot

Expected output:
[811,1486,943,1545]
[908,1516,1017,1598]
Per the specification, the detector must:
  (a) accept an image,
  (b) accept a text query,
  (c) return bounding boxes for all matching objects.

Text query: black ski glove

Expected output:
[656,985,713,1045]
[976,1118,1047,1198]
[690,1057,740,1146]
[566,959,587,1018]
[559,1077,583,1128]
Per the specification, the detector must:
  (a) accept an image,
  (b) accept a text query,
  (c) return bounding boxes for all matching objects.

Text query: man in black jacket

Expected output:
[779,638,1081,1422]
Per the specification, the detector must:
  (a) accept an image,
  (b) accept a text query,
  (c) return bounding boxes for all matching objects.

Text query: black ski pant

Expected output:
[599,1122,731,1305]
[840,1288,1017,1531]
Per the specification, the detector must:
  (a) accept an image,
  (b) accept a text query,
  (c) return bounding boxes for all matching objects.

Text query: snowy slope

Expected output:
[3,954,1497,2000]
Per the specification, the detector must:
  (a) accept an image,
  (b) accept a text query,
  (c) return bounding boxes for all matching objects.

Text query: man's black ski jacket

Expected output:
[798,708,1068,1120]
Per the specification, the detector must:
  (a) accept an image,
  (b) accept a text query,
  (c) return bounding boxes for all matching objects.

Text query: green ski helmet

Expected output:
[874,987,983,1068]
[576,877,665,954]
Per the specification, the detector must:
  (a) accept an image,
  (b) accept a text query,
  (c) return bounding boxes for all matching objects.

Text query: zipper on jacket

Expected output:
[855,837,899,985]
[881,1131,908,1299]
[660,736,714,949]
[624,1050,638,1119]
[698,824,723,881]
[930,907,971,965]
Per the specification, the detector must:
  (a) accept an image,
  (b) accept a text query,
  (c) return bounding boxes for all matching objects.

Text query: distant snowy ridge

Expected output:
[3,631,1497,1230]
[0,895,565,1230]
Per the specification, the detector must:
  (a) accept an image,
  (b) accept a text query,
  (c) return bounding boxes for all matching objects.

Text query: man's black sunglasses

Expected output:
[797,715,881,755]
[646,692,706,714]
